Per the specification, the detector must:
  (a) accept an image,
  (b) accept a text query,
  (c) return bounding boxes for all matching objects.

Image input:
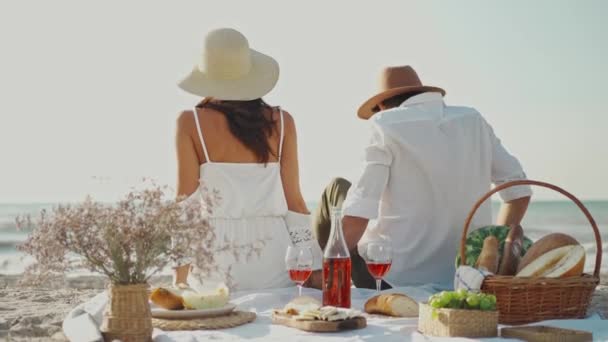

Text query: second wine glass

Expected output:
[362,240,392,293]
[285,245,313,297]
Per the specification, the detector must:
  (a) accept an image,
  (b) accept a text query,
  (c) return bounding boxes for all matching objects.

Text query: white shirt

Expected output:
[342,92,532,287]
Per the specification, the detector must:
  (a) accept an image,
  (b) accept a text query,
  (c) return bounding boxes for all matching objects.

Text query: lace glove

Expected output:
[285,211,323,270]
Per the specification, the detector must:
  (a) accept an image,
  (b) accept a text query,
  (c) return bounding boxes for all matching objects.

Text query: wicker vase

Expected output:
[100,283,152,342]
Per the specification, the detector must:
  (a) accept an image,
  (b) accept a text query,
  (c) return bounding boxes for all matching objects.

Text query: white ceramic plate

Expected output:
[150,303,236,319]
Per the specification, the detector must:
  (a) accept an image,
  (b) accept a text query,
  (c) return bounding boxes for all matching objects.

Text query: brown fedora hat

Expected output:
[358,65,445,119]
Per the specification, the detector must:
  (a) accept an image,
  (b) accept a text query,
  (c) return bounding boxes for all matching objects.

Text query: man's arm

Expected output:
[496,196,530,226]
[343,216,369,252]
[340,124,391,255]
[306,125,391,288]
[483,116,533,219]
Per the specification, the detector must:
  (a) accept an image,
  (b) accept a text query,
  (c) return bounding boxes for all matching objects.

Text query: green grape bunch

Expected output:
[428,289,497,311]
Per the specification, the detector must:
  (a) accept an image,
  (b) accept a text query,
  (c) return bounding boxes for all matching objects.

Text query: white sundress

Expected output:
[187,108,295,291]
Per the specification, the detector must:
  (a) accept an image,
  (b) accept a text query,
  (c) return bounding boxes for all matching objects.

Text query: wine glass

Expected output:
[285,245,313,297]
[362,240,392,293]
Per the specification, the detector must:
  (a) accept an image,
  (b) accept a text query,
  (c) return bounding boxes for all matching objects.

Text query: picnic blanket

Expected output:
[63,286,608,341]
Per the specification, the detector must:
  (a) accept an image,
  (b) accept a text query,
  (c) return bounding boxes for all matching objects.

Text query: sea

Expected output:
[1,201,607,275]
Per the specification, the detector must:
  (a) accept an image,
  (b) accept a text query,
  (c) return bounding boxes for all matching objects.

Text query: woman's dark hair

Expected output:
[197,98,277,163]
[372,91,425,113]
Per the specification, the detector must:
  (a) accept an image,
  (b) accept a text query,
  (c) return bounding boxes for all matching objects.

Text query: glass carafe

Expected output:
[322,207,351,308]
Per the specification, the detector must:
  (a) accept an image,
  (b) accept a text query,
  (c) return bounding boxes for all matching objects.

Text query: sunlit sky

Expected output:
[1,0,607,203]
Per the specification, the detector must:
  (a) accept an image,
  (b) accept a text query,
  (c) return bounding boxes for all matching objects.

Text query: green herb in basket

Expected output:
[455,225,533,268]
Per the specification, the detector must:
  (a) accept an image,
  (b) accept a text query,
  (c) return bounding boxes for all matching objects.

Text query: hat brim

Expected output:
[357,86,446,120]
[178,49,279,101]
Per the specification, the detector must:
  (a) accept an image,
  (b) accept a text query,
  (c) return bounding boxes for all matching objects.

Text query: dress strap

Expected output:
[192,108,211,163]
[278,108,285,161]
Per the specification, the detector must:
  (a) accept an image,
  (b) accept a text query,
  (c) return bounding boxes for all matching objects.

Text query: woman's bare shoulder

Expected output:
[177,109,194,125]
[277,108,296,135]
[176,109,198,135]
[275,107,294,125]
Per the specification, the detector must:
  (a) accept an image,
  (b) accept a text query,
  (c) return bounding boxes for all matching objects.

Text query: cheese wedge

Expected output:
[181,285,229,310]
[284,296,321,315]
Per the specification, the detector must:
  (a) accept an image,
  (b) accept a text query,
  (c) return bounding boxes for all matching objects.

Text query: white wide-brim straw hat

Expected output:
[178,28,279,101]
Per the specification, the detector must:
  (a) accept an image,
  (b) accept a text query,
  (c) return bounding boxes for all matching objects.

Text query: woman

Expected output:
[174,28,321,290]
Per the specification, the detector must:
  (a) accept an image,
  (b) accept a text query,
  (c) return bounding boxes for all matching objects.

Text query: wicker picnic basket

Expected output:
[459,180,603,325]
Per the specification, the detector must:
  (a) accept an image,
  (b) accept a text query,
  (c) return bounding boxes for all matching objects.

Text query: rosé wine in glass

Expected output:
[285,245,313,297]
[362,240,392,293]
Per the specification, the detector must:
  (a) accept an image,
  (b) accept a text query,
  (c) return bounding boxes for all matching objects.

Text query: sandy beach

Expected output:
[0,273,606,341]
[0,274,172,341]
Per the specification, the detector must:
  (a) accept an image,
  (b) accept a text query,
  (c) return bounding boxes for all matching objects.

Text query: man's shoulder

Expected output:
[369,106,418,125]
[371,104,484,123]
[444,104,483,119]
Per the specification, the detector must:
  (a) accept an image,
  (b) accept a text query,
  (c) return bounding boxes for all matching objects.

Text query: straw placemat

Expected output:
[152,311,256,331]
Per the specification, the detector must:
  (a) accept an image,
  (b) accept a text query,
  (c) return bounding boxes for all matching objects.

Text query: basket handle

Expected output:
[459,180,603,277]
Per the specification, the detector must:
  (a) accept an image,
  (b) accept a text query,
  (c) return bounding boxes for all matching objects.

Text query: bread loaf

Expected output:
[498,225,524,275]
[476,236,499,273]
[149,287,184,310]
[364,293,418,317]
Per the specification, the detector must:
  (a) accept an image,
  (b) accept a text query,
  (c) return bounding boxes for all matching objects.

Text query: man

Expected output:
[311,66,532,289]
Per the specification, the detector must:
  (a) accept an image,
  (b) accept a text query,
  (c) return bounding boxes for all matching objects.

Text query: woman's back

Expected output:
[176,104,294,289]
[189,105,287,218]
[192,105,281,164]
[176,102,308,215]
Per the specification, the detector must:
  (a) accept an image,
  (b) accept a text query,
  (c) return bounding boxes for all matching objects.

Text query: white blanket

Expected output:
[63,286,608,341]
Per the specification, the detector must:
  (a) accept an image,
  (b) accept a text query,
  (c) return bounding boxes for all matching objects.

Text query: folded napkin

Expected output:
[454,266,493,292]
[63,292,107,342]
[284,211,323,270]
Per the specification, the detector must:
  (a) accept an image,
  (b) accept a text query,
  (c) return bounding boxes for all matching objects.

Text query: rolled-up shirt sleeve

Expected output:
[485,120,533,202]
[342,125,392,219]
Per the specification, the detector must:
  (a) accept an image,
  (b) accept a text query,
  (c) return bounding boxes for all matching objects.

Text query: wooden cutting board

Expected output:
[501,326,592,342]
[271,312,366,332]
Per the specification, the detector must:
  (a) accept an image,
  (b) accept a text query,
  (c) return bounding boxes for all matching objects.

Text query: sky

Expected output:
[0,0,607,203]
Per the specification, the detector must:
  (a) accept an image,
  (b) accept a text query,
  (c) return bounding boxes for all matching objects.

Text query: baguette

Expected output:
[475,236,499,273]
[149,287,184,310]
[364,293,418,317]
[498,225,524,275]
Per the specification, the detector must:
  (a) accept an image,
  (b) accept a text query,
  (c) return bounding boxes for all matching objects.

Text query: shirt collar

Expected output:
[399,91,444,108]
[397,91,445,119]
[371,91,445,124]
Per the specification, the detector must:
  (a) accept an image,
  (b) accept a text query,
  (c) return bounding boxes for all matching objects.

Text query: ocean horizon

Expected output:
[1,200,607,275]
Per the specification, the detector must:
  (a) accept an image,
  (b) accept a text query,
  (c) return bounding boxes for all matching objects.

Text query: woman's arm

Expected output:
[176,111,201,198]
[280,111,324,288]
[174,110,201,284]
[280,111,309,214]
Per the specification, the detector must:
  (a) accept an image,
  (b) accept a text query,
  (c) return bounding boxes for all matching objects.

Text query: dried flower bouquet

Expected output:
[16,184,225,285]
